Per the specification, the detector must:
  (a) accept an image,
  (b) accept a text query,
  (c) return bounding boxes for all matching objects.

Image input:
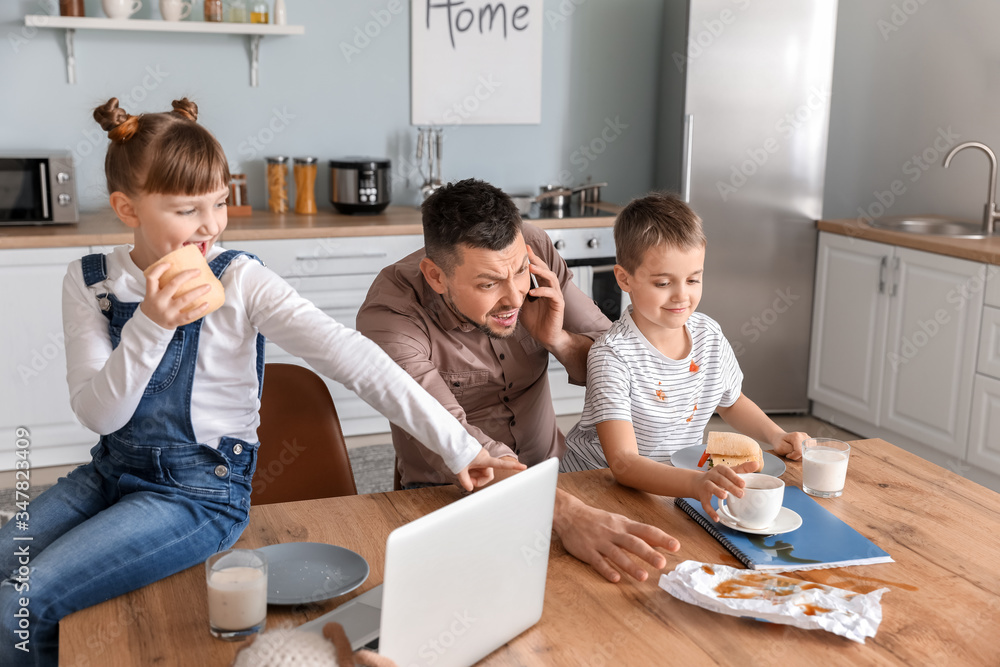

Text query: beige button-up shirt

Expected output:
[356,223,611,486]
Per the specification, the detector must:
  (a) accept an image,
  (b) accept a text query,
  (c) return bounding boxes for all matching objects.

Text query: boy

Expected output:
[560,192,807,520]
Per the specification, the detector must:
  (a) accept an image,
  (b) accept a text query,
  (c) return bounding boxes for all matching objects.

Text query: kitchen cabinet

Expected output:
[809,232,985,460]
[0,247,98,471]
[239,235,587,437]
[968,271,1000,475]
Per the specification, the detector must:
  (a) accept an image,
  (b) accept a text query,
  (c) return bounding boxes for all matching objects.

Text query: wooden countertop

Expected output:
[0,203,621,250]
[60,438,1000,666]
[819,219,1000,265]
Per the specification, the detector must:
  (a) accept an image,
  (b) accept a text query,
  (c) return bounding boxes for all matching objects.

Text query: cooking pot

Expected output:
[537,184,573,210]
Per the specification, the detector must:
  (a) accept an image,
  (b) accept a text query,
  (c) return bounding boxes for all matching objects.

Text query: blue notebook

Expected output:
[675,486,894,572]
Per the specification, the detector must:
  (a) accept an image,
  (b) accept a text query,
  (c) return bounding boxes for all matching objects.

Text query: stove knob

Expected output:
[57,172,71,184]
[587,238,599,249]
[554,239,566,250]
[58,193,72,206]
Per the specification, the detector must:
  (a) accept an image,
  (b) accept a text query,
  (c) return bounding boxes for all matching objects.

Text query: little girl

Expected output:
[0,97,520,666]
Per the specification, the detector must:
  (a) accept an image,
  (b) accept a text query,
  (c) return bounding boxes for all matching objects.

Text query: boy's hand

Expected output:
[140,263,211,329]
[454,449,526,492]
[694,461,758,522]
[771,432,808,460]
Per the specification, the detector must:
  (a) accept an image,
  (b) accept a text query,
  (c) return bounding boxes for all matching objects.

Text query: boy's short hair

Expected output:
[614,192,706,273]
[421,178,522,275]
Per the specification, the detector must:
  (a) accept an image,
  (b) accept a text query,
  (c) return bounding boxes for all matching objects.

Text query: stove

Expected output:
[521,201,616,220]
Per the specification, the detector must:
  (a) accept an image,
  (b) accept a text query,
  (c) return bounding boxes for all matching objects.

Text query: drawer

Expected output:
[238,236,423,277]
[987,264,1000,308]
[979,306,1000,380]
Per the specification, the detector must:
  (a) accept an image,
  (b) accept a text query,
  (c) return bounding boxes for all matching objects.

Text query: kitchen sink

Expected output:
[869,215,989,238]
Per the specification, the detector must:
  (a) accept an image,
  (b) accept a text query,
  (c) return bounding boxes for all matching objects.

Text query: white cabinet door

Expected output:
[0,247,97,470]
[807,233,890,424]
[979,306,1000,380]
[968,374,1000,475]
[881,248,985,457]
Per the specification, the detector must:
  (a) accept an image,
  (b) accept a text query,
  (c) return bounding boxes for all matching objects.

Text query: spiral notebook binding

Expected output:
[674,498,754,569]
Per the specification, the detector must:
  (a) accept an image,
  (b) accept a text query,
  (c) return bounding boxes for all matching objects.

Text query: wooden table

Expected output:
[60,439,1000,666]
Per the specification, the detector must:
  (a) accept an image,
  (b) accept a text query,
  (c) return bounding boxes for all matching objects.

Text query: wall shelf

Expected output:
[24,15,305,87]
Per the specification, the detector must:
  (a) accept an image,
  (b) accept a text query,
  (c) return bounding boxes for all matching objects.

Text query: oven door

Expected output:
[0,158,52,224]
[566,258,627,323]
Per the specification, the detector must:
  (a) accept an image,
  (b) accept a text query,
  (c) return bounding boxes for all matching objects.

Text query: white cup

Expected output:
[720,473,784,530]
[159,0,192,21]
[802,438,851,498]
[103,0,142,19]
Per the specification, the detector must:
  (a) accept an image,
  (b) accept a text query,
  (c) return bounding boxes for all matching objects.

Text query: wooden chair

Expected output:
[252,363,357,505]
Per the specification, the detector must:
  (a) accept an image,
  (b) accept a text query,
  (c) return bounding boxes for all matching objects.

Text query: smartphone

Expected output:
[527,271,540,301]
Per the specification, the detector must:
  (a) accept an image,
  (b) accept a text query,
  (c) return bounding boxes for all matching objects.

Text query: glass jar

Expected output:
[293,157,317,215]
[228,173,248,207]
[227,0,247,22]
[265,156,289,213]
[59,0,85,17]
[205,0,223,21]
[250,1,269,23]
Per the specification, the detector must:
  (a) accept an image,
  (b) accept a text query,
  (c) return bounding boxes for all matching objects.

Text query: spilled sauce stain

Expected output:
[690,361,699,373]
[701,565,715,575]
[713,573,850,612]
[799,604,832,616]
[686,403,698,422]
[807,569,919,594]
[655,389,667,401]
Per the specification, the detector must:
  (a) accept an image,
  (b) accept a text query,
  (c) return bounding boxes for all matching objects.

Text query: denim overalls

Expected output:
[0,249,264,667]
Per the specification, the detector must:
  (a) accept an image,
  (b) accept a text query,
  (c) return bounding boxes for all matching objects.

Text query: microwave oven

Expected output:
[0,153,78,225]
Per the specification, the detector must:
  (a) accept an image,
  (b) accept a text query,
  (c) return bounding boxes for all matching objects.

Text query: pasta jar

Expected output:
[293,157,318,215]
[265,156,289,213]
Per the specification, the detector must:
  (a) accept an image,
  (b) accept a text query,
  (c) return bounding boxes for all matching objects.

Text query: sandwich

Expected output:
[143,244,226,324]
[701,432,764,471]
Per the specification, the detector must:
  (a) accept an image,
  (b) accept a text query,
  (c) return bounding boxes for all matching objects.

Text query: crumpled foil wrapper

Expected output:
[659,560,888,644]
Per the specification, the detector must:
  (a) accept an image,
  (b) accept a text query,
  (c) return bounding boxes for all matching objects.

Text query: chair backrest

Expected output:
[253,363,357,505]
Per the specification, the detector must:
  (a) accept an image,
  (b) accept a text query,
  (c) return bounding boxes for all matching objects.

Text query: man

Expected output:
[357,179,680,583]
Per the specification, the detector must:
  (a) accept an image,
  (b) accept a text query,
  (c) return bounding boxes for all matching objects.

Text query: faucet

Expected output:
[943,141,1000,235]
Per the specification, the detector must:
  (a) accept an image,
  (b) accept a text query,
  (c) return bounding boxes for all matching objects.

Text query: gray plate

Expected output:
[670,444,787,477]
[257,542,369,605]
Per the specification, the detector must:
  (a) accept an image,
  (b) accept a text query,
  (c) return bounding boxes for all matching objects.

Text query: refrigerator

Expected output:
[656,0,839,412]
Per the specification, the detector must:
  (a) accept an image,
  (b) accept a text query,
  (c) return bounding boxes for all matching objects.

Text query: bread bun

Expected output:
[706,432,764,470]
[143,244,225,324]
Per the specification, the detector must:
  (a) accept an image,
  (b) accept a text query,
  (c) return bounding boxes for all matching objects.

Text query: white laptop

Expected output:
[299,457,559,666]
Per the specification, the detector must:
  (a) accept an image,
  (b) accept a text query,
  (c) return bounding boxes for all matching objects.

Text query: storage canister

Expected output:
[293,156,318,215]
[265,156,289,213]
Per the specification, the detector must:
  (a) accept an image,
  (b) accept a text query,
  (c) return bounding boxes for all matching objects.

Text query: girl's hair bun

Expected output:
[171,98,199,122]
[94,97,139,143]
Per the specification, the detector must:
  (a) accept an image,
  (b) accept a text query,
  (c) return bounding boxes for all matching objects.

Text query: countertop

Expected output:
[0,203,622,250]
[819,218,1000,265]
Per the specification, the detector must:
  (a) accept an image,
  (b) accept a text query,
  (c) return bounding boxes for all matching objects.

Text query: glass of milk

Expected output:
[205,549,268,640]
[802,438,851,498]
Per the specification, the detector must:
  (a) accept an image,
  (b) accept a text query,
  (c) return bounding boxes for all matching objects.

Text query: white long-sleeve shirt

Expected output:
[62,244,480,474]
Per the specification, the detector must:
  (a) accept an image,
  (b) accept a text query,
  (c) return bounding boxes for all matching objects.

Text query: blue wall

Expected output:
[0,0,664,212]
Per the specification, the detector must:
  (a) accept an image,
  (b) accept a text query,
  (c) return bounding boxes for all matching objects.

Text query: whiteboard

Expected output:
[411,0,543,126]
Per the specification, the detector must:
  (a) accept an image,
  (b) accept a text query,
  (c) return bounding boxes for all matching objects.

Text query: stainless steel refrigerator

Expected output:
[655,0,839,412]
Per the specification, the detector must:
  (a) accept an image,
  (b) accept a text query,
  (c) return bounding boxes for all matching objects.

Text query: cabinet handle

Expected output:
[891,257,900,297]
[878,256,887,294]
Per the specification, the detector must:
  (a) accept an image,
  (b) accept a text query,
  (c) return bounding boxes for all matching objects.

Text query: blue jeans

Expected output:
[0,437,257,666]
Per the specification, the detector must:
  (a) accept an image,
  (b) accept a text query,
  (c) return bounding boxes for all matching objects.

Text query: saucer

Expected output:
[716,504,802,536]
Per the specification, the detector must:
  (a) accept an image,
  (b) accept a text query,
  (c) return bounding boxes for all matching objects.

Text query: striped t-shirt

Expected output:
[560,308,743,472]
